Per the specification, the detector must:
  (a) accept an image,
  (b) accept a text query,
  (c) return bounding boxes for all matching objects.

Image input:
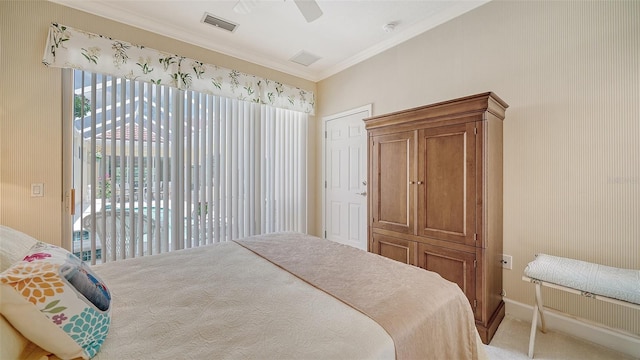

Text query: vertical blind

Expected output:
[73,70,307,264]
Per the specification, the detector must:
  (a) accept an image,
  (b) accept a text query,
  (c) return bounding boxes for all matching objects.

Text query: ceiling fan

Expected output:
[233,0,323,23]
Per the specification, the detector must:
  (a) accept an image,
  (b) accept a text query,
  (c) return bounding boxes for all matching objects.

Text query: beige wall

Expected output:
[317,1,639,334]
[0,0,318,244]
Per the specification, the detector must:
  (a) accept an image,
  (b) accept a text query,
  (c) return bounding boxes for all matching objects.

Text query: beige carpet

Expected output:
[485,316,637,360]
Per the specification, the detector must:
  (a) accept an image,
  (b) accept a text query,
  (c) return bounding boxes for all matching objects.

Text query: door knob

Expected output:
[357,191,367,196]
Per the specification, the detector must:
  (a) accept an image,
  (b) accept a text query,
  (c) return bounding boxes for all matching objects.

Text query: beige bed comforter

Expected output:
[92,233,395,359]
[83,233,484,359]
[238,233,484,360]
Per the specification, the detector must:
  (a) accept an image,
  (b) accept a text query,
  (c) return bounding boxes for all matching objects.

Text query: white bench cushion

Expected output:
[524,254,640,305]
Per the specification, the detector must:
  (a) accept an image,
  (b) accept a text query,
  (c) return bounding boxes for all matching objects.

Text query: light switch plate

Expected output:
[31,183,44,197]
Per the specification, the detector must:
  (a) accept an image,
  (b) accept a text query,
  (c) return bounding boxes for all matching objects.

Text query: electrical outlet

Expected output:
[501,254,512,270]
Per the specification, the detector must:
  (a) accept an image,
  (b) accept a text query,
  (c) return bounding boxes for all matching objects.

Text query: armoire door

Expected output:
[416,242,477,318]
[370,131,415,234]
[416,123,476,246]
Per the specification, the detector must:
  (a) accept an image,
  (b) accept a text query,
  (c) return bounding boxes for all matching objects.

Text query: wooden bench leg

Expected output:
[528,281,546,358]
[535,281,547,334]
[528,302,538,358]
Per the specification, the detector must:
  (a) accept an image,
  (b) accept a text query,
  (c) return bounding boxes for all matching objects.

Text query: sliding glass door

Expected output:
[64,69,307,264]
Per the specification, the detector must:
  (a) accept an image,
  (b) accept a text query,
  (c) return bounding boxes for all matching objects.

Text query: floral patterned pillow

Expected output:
[0,242,111,359]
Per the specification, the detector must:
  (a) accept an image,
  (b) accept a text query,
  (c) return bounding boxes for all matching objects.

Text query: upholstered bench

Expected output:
[523,253,640,358]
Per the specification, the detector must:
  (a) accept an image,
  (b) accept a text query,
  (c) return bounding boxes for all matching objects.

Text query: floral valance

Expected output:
[43,23,315,115]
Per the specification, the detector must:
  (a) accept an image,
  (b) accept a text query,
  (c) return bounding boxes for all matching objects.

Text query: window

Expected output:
[68,70,307,263]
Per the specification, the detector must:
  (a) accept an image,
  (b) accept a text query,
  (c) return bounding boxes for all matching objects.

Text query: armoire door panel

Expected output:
[370,131,415,234]
[371,233,416,265]
[417,243,477,318]
[417,123,476,245]
[425,130,465,233]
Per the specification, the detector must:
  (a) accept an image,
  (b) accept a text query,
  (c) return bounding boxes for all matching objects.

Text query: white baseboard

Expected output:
[504,298,640,359]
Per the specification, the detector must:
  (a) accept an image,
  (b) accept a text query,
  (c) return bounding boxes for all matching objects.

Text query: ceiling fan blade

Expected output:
[293,0,323,23]
[233,0,261,15]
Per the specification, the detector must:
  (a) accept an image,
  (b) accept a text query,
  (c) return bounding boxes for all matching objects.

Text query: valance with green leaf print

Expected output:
[43,23,315,114]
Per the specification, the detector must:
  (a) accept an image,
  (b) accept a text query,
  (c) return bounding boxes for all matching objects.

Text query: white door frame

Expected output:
[321,104,372,241]
[61,69,74,251]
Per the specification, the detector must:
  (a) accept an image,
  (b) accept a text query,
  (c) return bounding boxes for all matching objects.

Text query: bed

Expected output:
[1,226,487,360]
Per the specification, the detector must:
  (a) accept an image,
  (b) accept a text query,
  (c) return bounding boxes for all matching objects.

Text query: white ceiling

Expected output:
[49,0,489,82]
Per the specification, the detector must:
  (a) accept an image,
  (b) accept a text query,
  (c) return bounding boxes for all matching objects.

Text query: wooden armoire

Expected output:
[364,92,507,344]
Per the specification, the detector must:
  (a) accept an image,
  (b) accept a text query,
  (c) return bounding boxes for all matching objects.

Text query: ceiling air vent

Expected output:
[202,13,238,33]
[289,50,321,67]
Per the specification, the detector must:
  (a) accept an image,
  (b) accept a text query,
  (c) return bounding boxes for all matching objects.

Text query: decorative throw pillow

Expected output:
[0,242,111,359]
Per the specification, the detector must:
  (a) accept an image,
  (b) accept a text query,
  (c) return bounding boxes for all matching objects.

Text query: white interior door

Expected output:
[323,105,371,250]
